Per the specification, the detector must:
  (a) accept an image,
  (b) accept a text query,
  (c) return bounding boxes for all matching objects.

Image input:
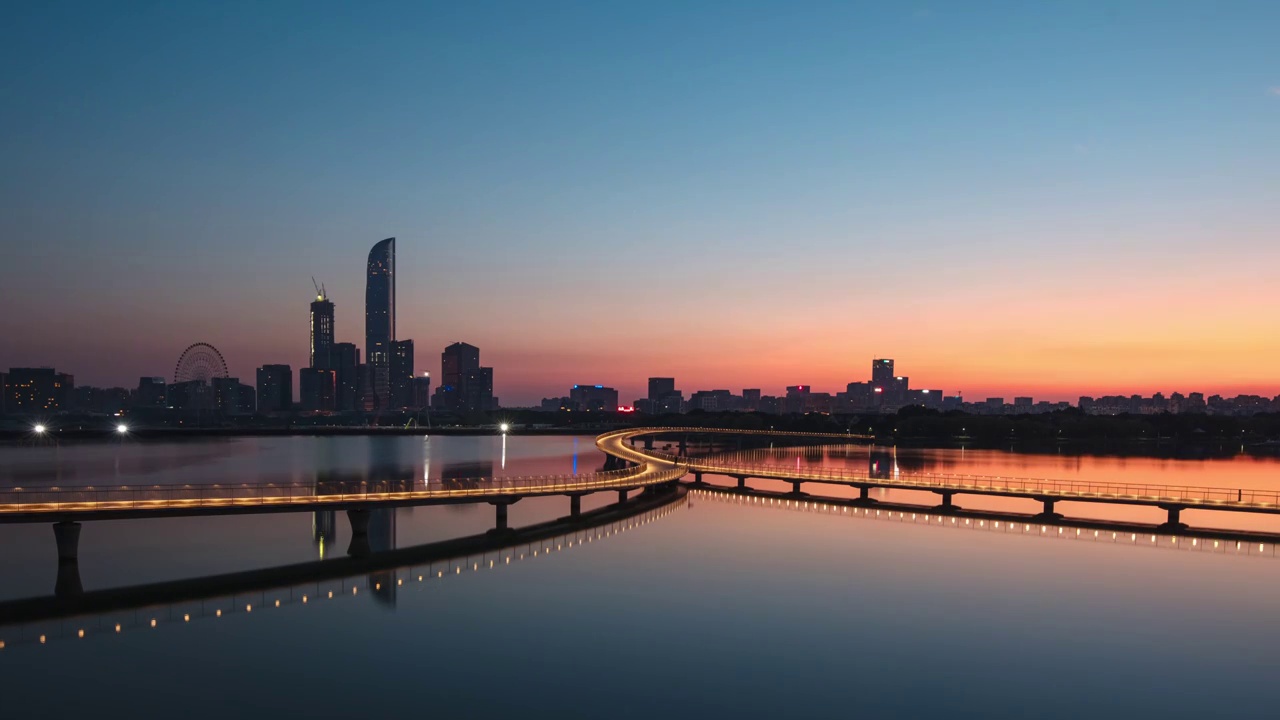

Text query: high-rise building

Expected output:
[569,384,618,412]
[871,359,894,385]
[212,377,255,415]
[460,367,495,413]
[365,237,396,411]
[332,343,360,412]
[390,339,414,409]
[434,342,494,413]
[256,364,293,413]
[3,368,74,413]
[742,389,762,410]
[136,377,167,407]
[648,378,675,402]
[299,368,336,411]
[442,342,480,389]
[410,373,432,410]
[310,289,335,369]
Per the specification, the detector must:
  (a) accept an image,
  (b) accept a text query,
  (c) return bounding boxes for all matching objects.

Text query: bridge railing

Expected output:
[0,464,686,514]
[679,458,1280,507]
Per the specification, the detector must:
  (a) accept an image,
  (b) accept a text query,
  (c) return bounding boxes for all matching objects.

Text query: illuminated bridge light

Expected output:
[149,619,156,628]
[78,629,84,638]
[183,614,190,622]
[39,635,46,644]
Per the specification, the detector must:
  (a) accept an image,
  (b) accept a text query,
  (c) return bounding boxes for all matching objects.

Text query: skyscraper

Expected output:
[256,364,293,413]
[648,377,675,402]
[871,359,894,386]
[365,237,395,411]
[332,342,360,412]
[310,288,335,369]
[390,339,414,409]
[433,342,494,413]
[441,341,480,389]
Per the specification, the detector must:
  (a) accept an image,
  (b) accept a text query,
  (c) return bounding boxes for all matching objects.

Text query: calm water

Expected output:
[2,435,1280,719]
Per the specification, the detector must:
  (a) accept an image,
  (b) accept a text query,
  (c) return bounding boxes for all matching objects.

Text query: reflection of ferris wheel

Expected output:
[174,343,229,385]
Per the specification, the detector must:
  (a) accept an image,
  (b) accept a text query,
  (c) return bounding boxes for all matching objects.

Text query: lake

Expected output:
[1,434,1278,719]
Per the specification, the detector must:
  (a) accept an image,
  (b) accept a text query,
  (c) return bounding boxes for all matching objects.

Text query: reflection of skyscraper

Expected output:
[366,435,412,608]
[312,510,335,559]
[365,238,396,411]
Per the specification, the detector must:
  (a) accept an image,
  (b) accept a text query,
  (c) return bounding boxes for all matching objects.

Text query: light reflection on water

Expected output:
[1,436,1280,718]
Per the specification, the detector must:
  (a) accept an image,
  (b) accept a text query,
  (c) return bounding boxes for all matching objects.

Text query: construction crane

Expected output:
[311,277,327,301]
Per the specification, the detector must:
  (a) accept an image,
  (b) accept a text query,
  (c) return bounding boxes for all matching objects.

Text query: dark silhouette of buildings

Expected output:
[569,384,618,411]
[332,342,360,412]
[433,342,495,413]
[136,377,167,407]
[410,373,431,410]
[390,339,414,409]
[3,368,74,413]
[212,377,255,415]
[364,238,395,411]
[167,380,212,411]
[299,368,336,411]
[256,364,293,413]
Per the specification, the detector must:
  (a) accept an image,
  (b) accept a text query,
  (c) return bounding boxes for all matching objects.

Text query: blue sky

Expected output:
[2,1,1278,403]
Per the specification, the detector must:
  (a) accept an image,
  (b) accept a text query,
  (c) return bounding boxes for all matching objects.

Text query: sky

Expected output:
[1,0,1278,406]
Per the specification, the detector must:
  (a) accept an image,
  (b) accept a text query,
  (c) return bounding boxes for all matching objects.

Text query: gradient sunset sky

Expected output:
[2,1,1278,405]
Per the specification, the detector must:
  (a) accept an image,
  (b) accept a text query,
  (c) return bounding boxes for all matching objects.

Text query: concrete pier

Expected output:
[53,521,81,563]
[1036,498,1064,520]
[934,491,959,511]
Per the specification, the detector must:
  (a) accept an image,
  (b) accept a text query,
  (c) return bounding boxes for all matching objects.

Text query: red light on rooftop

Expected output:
[617,406,635,413]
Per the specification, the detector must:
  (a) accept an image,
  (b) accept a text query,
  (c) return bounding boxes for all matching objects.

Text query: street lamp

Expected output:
[499,422,510,434]
[33,424,46,435]
[116,424,129,435]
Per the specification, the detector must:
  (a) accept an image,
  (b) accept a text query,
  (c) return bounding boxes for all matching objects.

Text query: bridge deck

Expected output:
[0,452,684,522]
[601,427,1280,515]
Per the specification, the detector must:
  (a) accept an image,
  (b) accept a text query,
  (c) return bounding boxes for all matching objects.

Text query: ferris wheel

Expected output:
[174,343,230,385]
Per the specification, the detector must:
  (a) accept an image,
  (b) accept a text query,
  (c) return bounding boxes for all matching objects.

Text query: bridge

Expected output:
[0,487,687,649]
[600,427,1280,532]
[5,425,1279,603]
[0,432,686,593]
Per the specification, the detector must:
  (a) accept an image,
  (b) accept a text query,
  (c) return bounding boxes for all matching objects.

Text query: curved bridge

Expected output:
[600,426,1280,531]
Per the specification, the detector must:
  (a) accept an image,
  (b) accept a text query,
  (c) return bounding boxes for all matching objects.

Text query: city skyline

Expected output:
[3,3,1280,405]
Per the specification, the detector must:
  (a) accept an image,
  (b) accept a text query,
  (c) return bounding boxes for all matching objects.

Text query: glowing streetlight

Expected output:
[499,423,510,434]
[116,424,129,435]
[33,424,46,435]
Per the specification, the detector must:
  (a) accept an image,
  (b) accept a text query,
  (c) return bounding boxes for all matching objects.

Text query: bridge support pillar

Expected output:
[1035,498,1063,520]
[692,472,704,485]
[855,486,877,504]
[53,522,83,598]
[933,491,959,512]
[494,502,510,532]
[790,481,806,495]
[736,476,748,490]
[346,509,372,557]
[347,508,371,536]
[569,493,584,517]
[53,521,81,563]
[1158,506,1188,532]
[617,489,628,504]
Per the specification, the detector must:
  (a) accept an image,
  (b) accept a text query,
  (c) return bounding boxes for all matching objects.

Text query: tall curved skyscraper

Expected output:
[365,237,395,410]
